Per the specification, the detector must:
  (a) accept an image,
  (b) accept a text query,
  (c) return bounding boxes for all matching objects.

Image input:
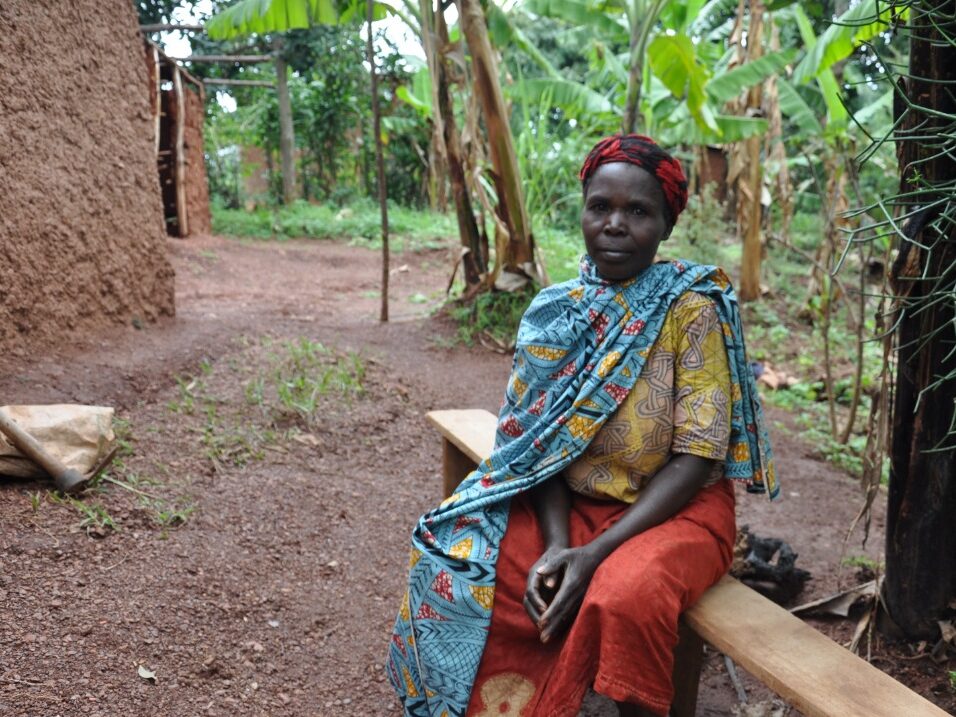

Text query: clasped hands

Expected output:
[523,544,602,644]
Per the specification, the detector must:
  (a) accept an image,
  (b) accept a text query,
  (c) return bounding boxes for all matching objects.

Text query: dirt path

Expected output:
[2,236,944,717]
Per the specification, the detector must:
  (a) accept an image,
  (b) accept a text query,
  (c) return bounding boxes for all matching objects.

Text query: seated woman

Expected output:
[387,135,777,717]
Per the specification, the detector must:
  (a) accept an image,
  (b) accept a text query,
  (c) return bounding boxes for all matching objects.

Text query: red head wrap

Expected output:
[579,134,688,225]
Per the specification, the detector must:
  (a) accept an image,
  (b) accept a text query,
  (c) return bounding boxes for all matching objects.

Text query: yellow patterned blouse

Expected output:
[565,291,732,503]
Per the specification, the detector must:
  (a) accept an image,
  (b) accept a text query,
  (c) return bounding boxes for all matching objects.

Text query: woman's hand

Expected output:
[523,546,563,626]
[524,545,603,643]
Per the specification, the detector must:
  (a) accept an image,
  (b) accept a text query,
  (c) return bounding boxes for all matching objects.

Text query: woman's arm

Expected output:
[532,454,716,643]
[523,476,572,625]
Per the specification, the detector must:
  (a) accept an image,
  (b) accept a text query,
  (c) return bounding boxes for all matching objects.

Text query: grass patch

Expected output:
[212,198,458,252]
[48,492,117,536]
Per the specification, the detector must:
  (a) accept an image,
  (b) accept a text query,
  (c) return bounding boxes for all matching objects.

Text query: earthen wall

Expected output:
[0,0,174,349]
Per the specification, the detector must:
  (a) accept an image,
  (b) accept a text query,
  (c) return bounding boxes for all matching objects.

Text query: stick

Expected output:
[176,55,272,63]
[140,23,205,32]
[723,654,748,704]
[203,79,275,88]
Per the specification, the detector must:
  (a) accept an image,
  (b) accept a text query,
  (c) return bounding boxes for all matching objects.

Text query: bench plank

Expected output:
[425,409,950,717]
[426,409,496,464]
[685,577,949,717]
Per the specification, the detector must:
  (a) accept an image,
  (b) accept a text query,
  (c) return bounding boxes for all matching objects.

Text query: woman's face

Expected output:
[581,162,670,281]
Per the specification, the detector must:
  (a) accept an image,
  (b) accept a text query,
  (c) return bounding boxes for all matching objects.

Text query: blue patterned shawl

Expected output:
[387,257,777,717]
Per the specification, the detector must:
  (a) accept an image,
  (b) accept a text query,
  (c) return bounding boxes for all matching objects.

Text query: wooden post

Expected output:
[737,0,764,302]
[670,619,705,717]
[441,438,478,498]
[150,45,161,156]
[172,66,189,237]
[273,39,297,206]
[367,0,390,322]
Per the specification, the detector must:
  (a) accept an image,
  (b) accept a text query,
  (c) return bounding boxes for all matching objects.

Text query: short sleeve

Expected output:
[669,294,732,460]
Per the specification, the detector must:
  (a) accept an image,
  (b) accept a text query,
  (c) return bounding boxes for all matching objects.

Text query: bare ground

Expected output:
[0,235,952,717]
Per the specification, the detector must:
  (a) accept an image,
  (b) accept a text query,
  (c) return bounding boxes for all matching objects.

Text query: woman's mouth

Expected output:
[595,249,631,262]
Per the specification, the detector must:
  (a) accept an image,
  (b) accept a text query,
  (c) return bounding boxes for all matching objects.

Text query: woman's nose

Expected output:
[605,210,625,233]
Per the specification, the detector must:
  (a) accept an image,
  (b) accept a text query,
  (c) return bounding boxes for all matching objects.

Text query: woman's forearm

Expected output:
[529,474,572,549]
[586,454,716,563]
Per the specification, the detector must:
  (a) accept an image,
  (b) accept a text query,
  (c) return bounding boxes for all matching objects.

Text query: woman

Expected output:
[388,135,777,717]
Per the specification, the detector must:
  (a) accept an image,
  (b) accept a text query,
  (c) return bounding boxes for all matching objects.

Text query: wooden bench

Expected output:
[426,409,949,717]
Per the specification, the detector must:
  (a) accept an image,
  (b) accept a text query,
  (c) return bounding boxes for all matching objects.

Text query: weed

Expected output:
[949,671,956,693]
[139,495,196,528]
[113,417,135,458]
[49,492,117,535]
[244,375,266,406]
[841,555,882,571]
[168,374,200,414]
[271,340,366,423]
[28,491,43,514]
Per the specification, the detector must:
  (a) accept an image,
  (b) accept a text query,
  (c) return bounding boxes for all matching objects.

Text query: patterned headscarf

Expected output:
[579,134,689,225]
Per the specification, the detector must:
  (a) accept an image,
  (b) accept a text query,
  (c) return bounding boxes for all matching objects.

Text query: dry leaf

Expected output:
[137,665,157,683]
[791,579,880,617]
[938,620,955,645]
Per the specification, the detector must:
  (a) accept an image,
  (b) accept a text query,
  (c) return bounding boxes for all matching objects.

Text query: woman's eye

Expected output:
[629,206,645,215]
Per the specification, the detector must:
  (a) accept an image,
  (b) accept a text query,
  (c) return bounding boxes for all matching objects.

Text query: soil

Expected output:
[0,0,174,350]
[0,235,952,717]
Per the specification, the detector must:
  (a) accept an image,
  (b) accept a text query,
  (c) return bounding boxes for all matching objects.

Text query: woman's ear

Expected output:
[661,226,673,242]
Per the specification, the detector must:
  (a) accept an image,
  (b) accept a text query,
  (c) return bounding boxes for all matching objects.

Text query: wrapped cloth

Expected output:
[0,405,115,479]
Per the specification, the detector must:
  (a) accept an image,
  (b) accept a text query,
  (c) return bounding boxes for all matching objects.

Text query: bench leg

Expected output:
[670,620,704,717]
[442,438,478,498]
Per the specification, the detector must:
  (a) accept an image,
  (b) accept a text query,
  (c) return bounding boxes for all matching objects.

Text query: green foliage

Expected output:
[841,554,881,570]
[449,287,538,348]
[207,0,339,40]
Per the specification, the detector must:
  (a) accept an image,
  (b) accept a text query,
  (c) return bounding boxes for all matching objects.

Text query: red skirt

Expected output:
[466,480,736,717]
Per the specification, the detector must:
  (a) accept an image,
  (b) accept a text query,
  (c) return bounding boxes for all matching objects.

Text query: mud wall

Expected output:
[0,0,174,349]
[183,84,212,235]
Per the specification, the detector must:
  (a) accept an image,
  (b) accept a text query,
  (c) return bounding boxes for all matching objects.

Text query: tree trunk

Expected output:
[366,2,390,322]
[621,0,667,135]
[737,0,764,302]
[456,0,539,288]
[434,3,485,290]
[274,39,297,205]
[883,0,956,640]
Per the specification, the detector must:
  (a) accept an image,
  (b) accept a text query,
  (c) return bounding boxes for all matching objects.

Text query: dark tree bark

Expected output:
[883,0,956,640]
[273,38,297,206]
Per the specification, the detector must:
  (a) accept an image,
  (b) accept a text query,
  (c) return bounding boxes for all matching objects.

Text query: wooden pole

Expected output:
[177,54,273,63]
[273,38,297,205]
[140,23,205,32]
[149,44,161,156]
[203,79,275,88]
[367,0,390,322]
[737,0,765,302]
[172,66,189,237]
